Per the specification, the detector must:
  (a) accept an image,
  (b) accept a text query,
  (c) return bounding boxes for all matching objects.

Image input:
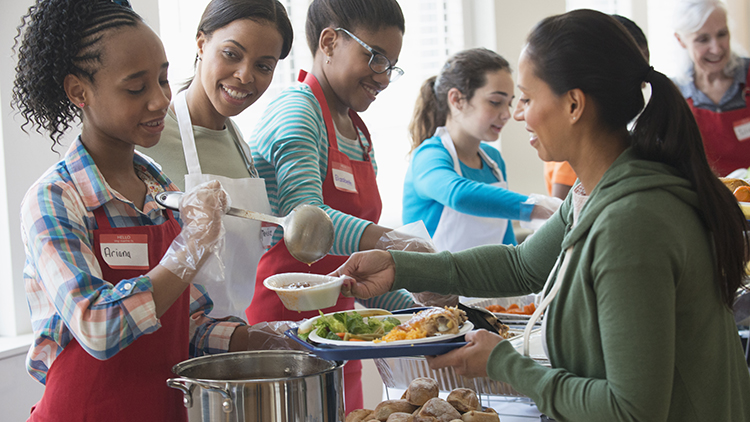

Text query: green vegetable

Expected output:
[307,311,401,342]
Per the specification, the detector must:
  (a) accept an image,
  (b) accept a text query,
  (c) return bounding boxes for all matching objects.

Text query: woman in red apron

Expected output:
[674,0,750,176]
[245,0,413,413]
[14,2,242,420]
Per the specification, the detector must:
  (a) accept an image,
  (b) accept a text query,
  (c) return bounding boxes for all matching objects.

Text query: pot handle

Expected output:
[167,377,234,413]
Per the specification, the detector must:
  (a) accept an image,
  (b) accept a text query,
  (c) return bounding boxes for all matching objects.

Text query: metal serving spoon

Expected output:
[156,191,334,264]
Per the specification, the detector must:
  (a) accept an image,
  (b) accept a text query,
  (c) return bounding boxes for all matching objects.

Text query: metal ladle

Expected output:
[156,191,334,264]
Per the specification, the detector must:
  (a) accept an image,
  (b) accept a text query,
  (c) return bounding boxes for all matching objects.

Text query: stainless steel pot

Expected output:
[167,350,344,422]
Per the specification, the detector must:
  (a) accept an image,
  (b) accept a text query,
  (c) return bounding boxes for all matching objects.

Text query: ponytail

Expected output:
[408,76,444,152]
[408,48,511,154]
[633,68,749,309]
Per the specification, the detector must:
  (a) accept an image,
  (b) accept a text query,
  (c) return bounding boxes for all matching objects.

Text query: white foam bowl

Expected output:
[263,273,344,311]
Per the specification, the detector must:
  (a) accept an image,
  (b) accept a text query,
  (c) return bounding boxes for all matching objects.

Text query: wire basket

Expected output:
[374,355,549,402]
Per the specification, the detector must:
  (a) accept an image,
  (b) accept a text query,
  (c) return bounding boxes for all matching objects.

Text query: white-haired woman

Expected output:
[674,0,750,176]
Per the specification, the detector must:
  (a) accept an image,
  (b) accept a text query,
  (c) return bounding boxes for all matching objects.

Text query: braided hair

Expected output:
[12,0,142,149]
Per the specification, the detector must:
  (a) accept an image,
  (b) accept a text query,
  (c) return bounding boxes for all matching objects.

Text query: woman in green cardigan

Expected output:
[331,9,750,422]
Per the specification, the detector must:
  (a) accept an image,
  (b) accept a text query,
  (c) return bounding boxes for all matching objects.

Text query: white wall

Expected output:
[491,0,567,196]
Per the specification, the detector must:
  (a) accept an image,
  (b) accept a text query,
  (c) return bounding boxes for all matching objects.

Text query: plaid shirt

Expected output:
[21,138,243,385]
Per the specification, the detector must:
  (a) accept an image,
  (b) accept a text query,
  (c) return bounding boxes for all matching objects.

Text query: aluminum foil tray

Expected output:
[374,356,541,398]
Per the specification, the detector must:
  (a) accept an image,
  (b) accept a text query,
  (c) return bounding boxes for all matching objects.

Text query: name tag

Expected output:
[734,117,750,142]
[261,222,276,249]
[100,234,149,270]
[332,161,357,193]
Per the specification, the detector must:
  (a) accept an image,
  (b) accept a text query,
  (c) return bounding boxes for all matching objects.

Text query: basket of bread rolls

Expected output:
[346,377,502,422]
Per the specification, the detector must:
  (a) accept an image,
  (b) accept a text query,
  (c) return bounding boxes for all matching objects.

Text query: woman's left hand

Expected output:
[426,329,504,378]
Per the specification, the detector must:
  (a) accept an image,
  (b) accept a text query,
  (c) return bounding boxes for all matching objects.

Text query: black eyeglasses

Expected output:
[335,28,404,83]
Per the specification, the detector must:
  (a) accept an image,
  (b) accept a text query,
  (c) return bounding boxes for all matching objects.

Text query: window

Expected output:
[565,0,684,77]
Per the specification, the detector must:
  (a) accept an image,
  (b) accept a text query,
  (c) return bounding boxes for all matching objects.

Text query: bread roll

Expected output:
[372,400,418,421]
[386,412,414,422]
[403,377,439,406]
[346,409,374,422]
[460,410,500,422]
[446,388,480,413]
[414,398,461,422]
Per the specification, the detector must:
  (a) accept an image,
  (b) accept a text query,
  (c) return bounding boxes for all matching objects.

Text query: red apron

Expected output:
[688,66,750,176]
[246,70,382,413]
[29,206,188,422]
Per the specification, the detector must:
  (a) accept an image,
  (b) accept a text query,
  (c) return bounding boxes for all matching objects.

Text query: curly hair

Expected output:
[12,0,141,150]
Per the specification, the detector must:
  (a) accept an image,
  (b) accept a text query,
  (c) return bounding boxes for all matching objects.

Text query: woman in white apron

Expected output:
[403,48,558,254]
[139,0,293,316]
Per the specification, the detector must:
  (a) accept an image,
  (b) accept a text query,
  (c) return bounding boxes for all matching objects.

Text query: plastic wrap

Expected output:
[160,180,228,283]
[520,194,563,231]
[243,321,310,351]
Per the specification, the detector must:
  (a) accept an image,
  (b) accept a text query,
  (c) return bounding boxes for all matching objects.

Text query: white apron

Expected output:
[431,127,509,252]
[175,90,272,317]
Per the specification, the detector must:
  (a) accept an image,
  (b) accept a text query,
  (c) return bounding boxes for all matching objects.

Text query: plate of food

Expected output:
[302,307,473,347]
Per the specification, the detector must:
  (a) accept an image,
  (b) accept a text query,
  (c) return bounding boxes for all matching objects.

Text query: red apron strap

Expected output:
[299,70,339,151]
[348,109,372,161]
[93,206,111,230]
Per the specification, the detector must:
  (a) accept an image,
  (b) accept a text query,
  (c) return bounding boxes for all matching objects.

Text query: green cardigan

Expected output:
[391,149,750,422]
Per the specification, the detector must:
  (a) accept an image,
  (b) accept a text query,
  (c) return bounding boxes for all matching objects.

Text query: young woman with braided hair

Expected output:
[12,1,264,420]
[333,9,750,421]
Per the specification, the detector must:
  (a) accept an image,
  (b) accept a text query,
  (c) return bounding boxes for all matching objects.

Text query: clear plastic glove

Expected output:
[243,321,308,351]
[160,180,229,282]
[375,222,458,307]
[375,221,437,253]
[520,194,563,232]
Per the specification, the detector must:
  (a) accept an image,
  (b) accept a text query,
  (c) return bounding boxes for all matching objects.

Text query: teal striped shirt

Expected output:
[248,83,414,311]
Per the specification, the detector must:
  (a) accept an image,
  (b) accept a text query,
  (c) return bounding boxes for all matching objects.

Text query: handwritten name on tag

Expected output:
[100,234,149,270]
[734,117,750,142]
[260,222,276,249]
[332,161,357,193]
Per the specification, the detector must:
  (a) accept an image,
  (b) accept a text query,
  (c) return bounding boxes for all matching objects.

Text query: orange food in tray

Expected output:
[485,303,536,315]
[734,186,750,202]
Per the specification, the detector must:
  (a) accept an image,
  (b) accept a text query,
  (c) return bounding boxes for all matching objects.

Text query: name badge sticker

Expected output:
[733,117,750,142]
[260,222,276,249]
[100,234,149,270]
[332,161,358,193]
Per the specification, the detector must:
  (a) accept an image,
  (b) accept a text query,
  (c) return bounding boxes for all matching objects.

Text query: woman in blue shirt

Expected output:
[404,48,556,252]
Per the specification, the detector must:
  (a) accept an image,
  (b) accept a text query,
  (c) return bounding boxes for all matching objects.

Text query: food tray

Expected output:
[464,296,541,324]
[284,327,467,361]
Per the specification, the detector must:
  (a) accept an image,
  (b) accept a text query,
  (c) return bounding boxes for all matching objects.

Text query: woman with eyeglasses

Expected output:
[244,0,418,412]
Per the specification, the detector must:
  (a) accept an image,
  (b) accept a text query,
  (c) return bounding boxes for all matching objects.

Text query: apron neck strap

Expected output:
[298,69,373,161]
[174,90,258,178]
